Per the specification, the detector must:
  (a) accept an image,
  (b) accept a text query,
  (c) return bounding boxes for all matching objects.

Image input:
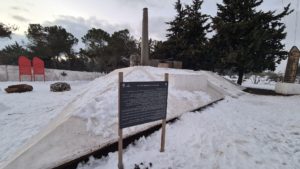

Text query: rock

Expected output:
[50,82,71,92]
[5,84,33,93]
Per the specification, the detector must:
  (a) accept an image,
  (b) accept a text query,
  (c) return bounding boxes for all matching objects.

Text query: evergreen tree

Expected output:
[164,0,186,61]
[26,24,78,69]
[212,0,292,84]
[181,0,210,69]
[80,28,137,72]
[0,42,30,65]
[106,29,138,71]
[80,28,110,71]
[166,0,185,41]
[0,23,16,38]
[155,0,211,70]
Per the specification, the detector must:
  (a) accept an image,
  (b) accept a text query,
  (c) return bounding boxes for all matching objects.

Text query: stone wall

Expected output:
[150,59,183,69]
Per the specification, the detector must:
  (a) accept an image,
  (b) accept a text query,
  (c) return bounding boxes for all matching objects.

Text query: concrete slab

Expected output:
[275,82,300,95]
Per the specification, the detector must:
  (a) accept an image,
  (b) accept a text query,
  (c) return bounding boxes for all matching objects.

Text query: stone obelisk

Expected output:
[284,46,300,83]
[141,8,149,65]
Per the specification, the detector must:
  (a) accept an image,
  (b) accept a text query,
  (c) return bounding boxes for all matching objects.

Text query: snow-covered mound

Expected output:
[2,66,244,169]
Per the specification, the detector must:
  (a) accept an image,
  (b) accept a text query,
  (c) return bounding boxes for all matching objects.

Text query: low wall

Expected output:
[275,82,300,95]
[0,65,103,81]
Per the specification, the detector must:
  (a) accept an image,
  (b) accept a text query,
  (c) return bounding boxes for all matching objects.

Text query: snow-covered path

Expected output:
[0,81,89,166]
[78,94,300,169]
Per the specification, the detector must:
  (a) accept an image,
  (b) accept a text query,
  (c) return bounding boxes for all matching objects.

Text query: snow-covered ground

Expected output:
[1,67,240,169]
[77,94,300,169]
[1,68,299,169]
[223,75,276,90]
[242,80,276,90]
[0,81,89,166]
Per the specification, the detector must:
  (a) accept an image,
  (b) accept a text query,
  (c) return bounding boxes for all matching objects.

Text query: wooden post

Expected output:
[118,72,124,169]
[160,73,168,152]
[5,65,9,81]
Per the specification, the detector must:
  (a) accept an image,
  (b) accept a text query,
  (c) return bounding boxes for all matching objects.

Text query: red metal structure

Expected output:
[32,57,45,81]
[18,56,32,81]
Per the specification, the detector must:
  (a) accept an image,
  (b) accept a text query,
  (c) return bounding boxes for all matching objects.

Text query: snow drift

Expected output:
[1,66,244,169]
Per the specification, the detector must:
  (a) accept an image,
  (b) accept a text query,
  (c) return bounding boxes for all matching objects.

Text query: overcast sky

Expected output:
[0,0,299,72]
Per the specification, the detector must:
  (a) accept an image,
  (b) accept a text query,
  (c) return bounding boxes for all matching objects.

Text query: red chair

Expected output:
[18,56,32,81]
[32,57,45,81]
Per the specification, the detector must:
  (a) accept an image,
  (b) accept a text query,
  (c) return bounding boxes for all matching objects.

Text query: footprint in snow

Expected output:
[234,139,249,145]
[291,132,300,136]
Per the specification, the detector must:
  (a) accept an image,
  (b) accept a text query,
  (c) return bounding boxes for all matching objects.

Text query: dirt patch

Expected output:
[244,88,291,96]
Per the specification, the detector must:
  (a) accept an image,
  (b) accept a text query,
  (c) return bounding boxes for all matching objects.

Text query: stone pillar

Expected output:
[141,8,149,65]
[284,46,300,83]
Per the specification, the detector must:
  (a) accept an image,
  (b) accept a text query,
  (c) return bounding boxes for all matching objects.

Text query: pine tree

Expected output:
[212,0,292,84]
[166,0,185,40]
[80,28,137,72]
[26,24,78,69]
[181,0,210,69]
[0,42,30,65]
[156,0,211,70]
[165,0,186,61]
[0,23,16,38]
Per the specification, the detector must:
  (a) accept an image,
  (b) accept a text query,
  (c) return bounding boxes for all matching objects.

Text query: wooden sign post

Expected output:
[160,73,168,152]
[118,72,124,169]
[118,72,169,169]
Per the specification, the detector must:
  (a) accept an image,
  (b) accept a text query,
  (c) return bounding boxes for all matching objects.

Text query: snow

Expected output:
[223,75,276,90]
[1,66,231,169]
[0,81,89,167]
[73,67,217,139]
[172,90,212,105]
[242,80,276,90]
[77,94,300,169]
[5,66,296,169]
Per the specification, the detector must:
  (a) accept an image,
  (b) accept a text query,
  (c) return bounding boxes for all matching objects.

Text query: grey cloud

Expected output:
[117,0,169,8]
[44,15,134,38]
[11,6,29,12]
[0,34,27,50]
[281,9,300,49]
[12,15,30,22]
[43,15,136,50]
[148,16,171,40]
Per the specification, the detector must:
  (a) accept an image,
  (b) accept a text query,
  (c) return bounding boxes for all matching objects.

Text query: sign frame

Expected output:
[119,81,168,129]
[118,72,169,169]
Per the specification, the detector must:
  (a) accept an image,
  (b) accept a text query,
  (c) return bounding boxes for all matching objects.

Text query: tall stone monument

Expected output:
[284,46,300,83]
[141,8,149,65]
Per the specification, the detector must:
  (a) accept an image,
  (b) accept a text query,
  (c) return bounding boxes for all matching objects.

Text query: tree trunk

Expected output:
[237,69,244,85]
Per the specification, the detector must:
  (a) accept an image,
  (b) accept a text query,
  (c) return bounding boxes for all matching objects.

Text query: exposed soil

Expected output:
[243,87,291,96]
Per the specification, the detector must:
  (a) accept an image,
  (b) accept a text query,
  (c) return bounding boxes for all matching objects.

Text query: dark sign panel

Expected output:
[119,81,168,129]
